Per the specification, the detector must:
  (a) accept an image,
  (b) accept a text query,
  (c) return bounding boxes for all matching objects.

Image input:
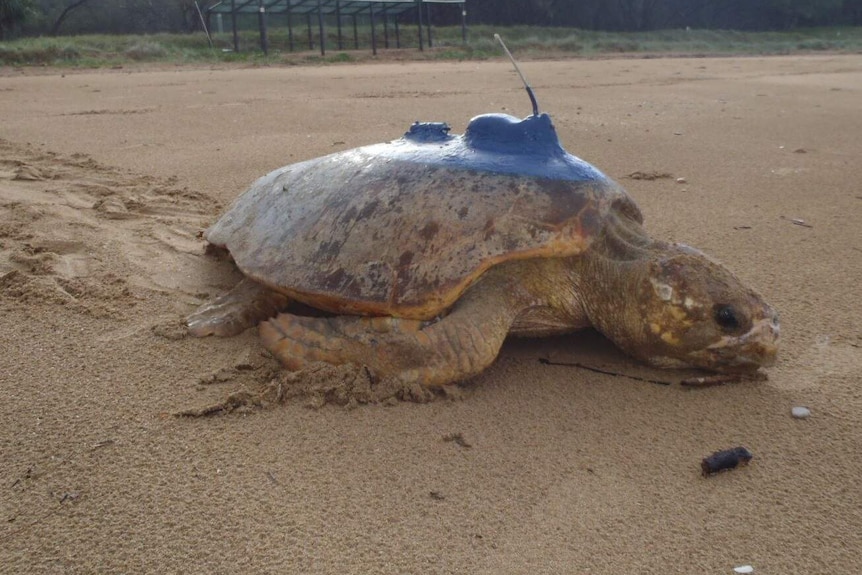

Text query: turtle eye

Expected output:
[713,304,740,331]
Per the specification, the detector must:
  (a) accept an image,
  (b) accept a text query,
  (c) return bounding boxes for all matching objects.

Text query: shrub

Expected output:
[124,40,167,60]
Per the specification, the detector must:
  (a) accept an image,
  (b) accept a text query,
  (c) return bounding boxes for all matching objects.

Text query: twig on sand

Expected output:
[539,358,768,387]
[442,432,472,449]
[538,358,671,385]
[680,371,768,387]
[174,390,260,417]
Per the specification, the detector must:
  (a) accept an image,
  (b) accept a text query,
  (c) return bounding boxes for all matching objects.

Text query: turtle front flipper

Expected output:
[259,278,527,387]
[187,278,290,337]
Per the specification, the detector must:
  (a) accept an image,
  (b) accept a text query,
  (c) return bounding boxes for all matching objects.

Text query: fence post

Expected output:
[416,0,424,51]
[317,0,326,55]
[257,0,268,55]
[231,0,239,52]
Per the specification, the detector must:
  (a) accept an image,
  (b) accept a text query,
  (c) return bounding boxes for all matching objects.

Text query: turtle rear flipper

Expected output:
[187,278,290,337]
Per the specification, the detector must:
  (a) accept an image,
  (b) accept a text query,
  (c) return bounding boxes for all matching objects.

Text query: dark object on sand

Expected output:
[701,446,754,477]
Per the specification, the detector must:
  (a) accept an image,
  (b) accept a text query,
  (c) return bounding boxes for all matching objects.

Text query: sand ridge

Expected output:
[0,139,216,314]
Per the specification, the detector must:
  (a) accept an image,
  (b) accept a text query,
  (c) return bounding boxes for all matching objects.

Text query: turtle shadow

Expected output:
[503,329,710,387]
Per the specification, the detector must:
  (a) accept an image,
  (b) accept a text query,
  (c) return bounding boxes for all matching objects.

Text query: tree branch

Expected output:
[50,0,91,36]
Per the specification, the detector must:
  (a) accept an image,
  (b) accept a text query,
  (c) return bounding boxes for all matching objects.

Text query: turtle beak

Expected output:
[748,311,780,367]
[706,309,780,372]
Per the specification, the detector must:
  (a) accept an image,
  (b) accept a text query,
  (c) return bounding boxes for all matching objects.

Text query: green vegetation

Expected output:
[1,25,860,68]
[445,25,862,58]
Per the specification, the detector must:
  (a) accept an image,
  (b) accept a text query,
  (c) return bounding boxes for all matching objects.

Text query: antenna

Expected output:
[495,34,539,117]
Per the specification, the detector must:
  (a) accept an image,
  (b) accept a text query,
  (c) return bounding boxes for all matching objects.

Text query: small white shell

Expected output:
[791,406,811,419]
[734,566,754,574]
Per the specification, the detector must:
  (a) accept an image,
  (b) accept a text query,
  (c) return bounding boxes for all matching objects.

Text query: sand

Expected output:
[1,55,860,573]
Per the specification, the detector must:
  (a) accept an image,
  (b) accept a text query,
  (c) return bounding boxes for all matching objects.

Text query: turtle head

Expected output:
[633,244,779,372]
[608,244,779,373]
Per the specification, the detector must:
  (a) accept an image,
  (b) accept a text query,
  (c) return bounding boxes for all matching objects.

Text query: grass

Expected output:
[0,25,860,68]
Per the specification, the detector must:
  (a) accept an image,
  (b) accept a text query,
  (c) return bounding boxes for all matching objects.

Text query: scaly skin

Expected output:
[259,265,546,386]
[566,213,779,373]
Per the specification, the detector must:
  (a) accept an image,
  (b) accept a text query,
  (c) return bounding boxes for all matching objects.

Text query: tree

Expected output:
[49,0,89,35]
[766,0,843,28]
[7,0,862,38]
[844,0,862,25]
[0,0,36,40]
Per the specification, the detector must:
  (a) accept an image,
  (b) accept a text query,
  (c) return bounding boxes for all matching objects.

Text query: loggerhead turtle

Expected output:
[186,110,779,387]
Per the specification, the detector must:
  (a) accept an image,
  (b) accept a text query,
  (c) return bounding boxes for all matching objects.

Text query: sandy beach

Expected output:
[1,55,860,573]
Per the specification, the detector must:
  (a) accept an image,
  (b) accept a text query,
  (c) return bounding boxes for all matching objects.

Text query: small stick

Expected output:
[174,390,258,417]
[681,371,768,387]
[538,358,671,386]
[442,432,472,449]
[90,439,115,450]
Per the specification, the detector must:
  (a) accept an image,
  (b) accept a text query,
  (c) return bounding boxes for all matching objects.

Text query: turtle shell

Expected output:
[207,113,641,319]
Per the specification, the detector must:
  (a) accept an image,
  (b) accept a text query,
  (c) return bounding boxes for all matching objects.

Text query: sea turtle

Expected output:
[186,111,779,387]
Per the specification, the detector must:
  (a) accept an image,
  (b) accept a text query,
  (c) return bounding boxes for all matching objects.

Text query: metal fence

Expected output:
[205,0,467,55]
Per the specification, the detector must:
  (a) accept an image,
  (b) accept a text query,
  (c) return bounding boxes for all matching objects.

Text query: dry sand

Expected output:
[1,55,860,573]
